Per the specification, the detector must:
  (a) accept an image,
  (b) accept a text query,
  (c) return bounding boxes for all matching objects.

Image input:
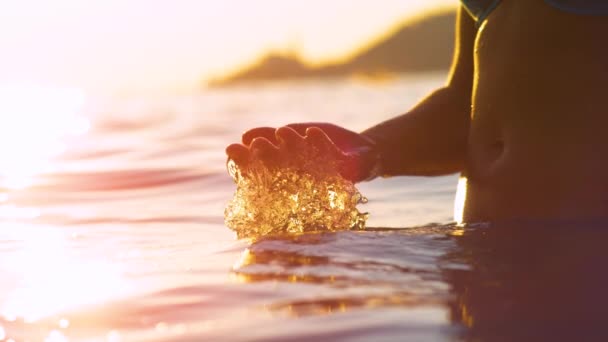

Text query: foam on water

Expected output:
[224,150,368,239]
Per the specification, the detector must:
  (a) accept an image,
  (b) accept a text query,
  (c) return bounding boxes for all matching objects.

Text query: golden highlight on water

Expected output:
[225,151,368,239]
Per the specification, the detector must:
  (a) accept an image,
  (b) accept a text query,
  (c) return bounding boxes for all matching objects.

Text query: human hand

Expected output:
[225,123,379,182]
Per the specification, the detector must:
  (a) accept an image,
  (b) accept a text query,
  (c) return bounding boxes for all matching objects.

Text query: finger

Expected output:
[276,126,306,151]
[287,122,342,134]
[285,123,312,136]
[305,127,341,157]
[242,127,278,146]
[287,123,364,151]
[249,137,280,167]
[226,143,250,167]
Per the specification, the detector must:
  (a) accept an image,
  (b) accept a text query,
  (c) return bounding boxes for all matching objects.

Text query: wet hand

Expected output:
[226,123,379,182]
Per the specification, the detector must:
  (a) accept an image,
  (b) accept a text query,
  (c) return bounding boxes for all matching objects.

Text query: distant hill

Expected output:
[209,10,456,87]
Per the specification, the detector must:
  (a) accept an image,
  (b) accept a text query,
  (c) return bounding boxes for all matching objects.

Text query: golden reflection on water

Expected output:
[231,247,336,285]
[231,239,445,318]
[232,248,253,270]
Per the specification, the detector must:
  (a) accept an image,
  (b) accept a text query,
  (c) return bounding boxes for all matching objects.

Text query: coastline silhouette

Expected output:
[209,10,455,87]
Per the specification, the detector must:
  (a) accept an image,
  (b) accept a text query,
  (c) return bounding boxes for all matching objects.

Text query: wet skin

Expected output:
[464,0,608,221]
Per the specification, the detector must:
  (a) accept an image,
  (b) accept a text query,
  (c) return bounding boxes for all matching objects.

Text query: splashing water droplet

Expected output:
[224,149,368,239]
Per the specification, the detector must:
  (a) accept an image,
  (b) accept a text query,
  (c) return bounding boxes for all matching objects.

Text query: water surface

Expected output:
[0,75,606,341]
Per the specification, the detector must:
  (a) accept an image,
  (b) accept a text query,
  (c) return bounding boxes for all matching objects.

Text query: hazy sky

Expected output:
[0,0,455,94]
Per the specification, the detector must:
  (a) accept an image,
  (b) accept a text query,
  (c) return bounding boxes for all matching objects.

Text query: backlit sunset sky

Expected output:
[0,0,455,94]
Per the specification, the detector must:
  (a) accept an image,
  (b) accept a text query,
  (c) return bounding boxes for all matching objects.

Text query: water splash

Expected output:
[224,150,368,239]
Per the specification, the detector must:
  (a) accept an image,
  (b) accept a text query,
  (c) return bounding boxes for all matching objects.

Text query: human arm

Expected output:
[361,5,476,176]
[226,6,476,182]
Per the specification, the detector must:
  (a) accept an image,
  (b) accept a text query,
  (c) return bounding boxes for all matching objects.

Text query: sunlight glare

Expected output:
[453,177,467,225]
[0,223,130,322]
[0,84,90,189]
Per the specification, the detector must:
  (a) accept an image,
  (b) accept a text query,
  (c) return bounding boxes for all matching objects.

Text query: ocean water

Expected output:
[1,73,607,342]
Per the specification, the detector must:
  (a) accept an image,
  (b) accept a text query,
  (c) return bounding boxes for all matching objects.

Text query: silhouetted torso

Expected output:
[463,0,608,221]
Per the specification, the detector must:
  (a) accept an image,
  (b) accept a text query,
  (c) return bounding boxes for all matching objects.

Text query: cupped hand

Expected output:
[226,123,379,182]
